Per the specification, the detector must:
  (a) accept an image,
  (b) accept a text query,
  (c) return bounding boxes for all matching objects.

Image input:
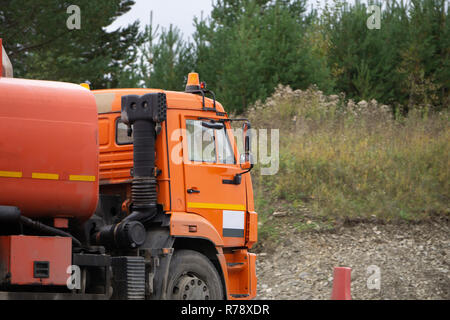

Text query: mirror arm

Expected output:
[239,164,253,175]
[222,165,253,185]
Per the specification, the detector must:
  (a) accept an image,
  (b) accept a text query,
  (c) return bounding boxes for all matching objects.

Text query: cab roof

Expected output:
[92,88,225,114]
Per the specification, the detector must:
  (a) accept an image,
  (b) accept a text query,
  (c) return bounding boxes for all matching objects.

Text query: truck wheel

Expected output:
[166,249,224,300]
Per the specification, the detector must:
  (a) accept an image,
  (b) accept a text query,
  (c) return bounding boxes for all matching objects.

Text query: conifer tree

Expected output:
[1,0,142,89]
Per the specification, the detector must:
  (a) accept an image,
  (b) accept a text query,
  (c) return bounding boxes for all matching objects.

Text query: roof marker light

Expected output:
[185,72,201,93]
[80,83,90,90]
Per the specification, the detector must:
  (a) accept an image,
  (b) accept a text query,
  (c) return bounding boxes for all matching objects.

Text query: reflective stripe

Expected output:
[32,173,59,180]
[69,174,96,182]
[187,202,245,211]
[0,170,22,178]
[1,171,95,181]
[223,210,245,238]
[223,229,244,237]
[223,210,245,229]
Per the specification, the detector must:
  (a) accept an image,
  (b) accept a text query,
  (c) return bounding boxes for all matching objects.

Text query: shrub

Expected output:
[248,85,449,222]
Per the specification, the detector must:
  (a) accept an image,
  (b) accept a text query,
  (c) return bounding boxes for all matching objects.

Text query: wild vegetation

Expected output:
[248,85,449,242]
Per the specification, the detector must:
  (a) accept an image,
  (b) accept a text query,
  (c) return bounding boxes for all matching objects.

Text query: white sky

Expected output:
[106,0,339,40]
[106,0,214,40]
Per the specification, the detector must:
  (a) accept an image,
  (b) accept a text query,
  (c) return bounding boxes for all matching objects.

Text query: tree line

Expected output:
[2,0,448,113]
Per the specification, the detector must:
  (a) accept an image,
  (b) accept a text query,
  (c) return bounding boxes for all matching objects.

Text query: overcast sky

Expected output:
[106,0,337,40]
[106,0,214,40]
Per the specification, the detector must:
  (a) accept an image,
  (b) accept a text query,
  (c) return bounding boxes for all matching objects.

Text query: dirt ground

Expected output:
[254,216,449,300]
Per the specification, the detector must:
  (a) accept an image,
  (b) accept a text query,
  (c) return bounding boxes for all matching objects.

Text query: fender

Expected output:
[169,211,224,247]
[142,212,225,299]
[170,212,230,298]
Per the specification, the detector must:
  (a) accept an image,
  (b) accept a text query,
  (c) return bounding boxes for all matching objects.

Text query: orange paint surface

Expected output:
[0,235,71,286]
[0,77,99,221]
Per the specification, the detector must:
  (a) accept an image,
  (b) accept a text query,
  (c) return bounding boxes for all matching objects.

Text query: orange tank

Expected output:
[0,77,99,221]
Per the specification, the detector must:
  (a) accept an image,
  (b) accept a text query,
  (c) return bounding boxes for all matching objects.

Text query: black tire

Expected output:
[166,249,224,300]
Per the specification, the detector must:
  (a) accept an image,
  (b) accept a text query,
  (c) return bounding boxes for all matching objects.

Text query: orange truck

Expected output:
[0,39,257,300]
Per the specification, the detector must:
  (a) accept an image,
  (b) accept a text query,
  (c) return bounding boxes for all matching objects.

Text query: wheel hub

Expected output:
[172,273,210,300]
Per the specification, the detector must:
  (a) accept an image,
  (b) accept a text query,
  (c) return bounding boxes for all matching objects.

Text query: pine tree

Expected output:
[192,0,334,113]
[0,0,142,88]
[147,25,194,91]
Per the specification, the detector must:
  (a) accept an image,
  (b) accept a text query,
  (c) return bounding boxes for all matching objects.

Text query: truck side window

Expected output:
[216,127,236,164]
[116,119,133,145]
[186,120,216,162]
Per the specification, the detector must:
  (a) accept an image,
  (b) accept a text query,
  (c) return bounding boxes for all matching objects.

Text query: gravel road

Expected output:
[254,217,449,300]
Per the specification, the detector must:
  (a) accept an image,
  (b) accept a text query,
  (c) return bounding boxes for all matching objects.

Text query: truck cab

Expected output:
[91,74,257,300]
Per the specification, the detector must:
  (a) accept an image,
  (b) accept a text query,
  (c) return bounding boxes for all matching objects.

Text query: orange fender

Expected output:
[169,212,224,247]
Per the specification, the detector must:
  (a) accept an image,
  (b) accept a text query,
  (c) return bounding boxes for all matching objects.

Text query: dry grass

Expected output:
[247,85,449,222]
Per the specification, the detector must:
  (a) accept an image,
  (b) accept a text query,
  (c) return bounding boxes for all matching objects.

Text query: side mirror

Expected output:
[241,121,253,170]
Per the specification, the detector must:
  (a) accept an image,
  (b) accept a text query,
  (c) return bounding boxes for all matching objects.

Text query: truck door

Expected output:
[182,116,247,247]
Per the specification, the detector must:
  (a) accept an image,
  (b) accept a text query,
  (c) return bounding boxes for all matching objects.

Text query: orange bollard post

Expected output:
[331,267,352,300]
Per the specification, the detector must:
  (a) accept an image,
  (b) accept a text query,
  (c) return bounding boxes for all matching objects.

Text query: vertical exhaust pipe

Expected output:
[121,93,167,224]
[93,93,167,249]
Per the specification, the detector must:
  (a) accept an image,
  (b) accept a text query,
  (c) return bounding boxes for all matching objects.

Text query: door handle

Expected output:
[187,188,200,194]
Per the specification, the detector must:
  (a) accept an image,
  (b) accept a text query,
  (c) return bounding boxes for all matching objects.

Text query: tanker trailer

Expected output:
[0,39,105,297]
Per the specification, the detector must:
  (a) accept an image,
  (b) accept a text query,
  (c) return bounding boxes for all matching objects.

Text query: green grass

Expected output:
[247,86,449,228]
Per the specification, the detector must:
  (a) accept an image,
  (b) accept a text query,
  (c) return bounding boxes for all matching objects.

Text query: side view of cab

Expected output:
[91,74,257,299]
